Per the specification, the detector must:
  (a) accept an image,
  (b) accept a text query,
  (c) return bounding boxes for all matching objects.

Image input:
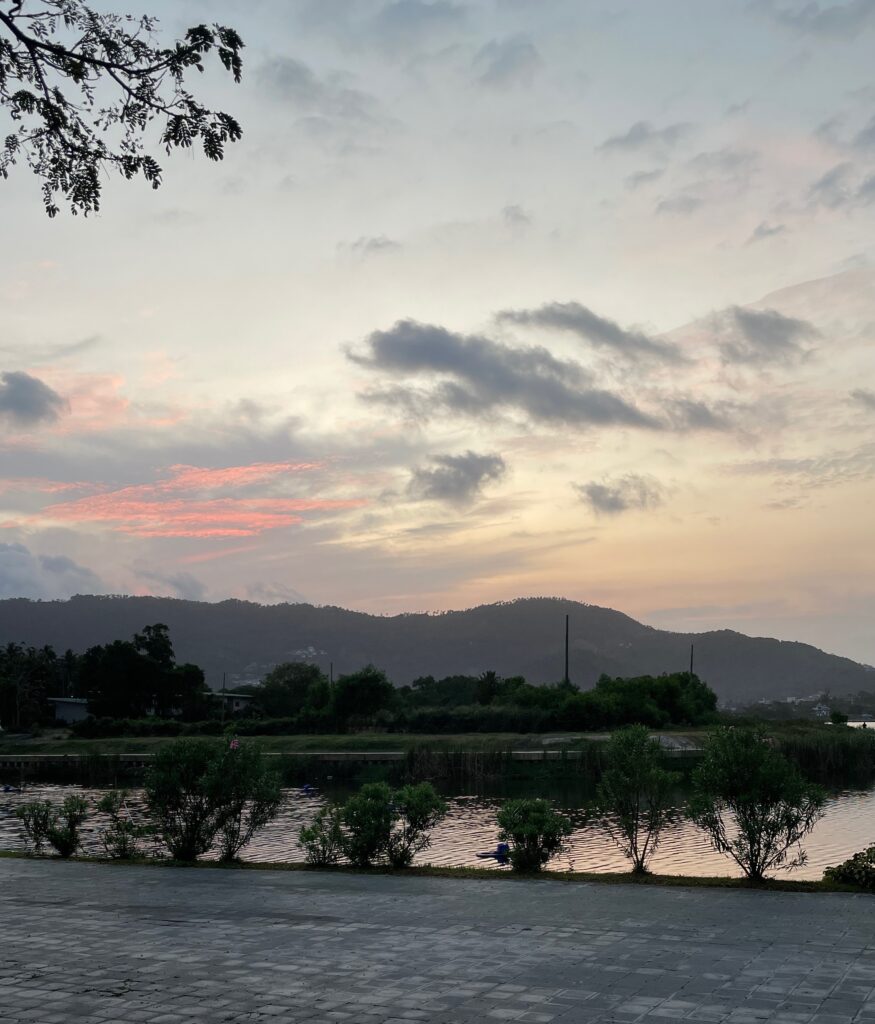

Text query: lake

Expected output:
[2,782,874,878]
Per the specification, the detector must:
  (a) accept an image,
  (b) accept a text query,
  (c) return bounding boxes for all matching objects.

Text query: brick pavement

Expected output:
[2,859,875,1023]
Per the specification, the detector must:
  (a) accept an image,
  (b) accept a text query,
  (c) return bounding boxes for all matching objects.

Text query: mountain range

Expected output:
[0,595,872,704]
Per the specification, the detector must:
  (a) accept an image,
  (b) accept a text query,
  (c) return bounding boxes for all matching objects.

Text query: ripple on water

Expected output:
[1,785,873,880]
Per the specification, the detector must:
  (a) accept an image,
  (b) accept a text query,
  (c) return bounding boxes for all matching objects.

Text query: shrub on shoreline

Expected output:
[496,798,573,872]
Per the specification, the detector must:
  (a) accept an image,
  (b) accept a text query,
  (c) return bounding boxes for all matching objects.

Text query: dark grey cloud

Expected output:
[851,388,875,410]
[502,204,532,226]
[0,371,67,426]
[372,0,467,47]
[624,169,664,190]
[496,301,685,364]
[656,192,704,216]
[256,56,378,121]
[747,221,787,244]
[686,147,759,176]
[474,36,541,88]
[808,163,855,208]
[720,307,818,364]
[759,0,875,37]
[350,319,663,429]
[599,120,693,154]
[409,451,506,504]
[0,543,104,599]
[245,581,309,605]
[574,474,666,516]
[349,235,402,256]
[856,115,875,149]
[665,398,733,432]
[136,569,207,601]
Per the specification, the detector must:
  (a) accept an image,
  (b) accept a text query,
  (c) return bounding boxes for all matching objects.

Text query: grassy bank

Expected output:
[0,729,703,756]
[0,848,862,895]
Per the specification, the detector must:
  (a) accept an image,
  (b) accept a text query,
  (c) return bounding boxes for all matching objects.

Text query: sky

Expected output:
[1,0,875,664]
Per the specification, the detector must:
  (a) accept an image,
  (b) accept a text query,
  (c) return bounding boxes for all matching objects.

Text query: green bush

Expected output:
[216,743,283,862]
[596,724,680,874]
[334,780,448,868]
[17,795,89,858]
[15,800,54,853]
[145,738,227,860]
[824,846,875,889]
[340,782,396,867]
[496,798,573,872]
[96,790,142,859]
[299,806,345,866]
[385,783,448,868]
[689,727,825,881]
[145,738,283,862]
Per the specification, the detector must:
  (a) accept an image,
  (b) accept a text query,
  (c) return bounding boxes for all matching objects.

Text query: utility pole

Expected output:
[221,671,226,724]
[689,644,695,677]
[564,614,570,685]
[330,661,334,686]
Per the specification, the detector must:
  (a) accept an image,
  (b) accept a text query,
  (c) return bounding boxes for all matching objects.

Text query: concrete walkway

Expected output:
[2,860,875,1024]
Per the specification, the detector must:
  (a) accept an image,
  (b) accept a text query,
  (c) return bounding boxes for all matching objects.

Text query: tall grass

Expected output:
[773,727,875,785]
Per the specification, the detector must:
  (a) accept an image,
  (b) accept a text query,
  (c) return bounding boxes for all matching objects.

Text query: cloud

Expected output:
[729,443,875,487]
[851,388,875,410]
[747,221,787,244]
[496,301,685,363]
[0,371,67,426]
[720,307,818,364]
[350,319,663,429]
[760,0,875,37]
[474,36,541,88]
[136,569,207,601]
[502,204,532,226]
[574,474,666,516]
[598,120,693,154]
[656,192,704,216]
[854,114,875,149]
[408,451,506,504]
[245,581,309,605]
[625,169,664,190]
[808,163,855,208]
[372,0,467,47]
[0,542,104,599]
[349,235,402,256]
[37,462,366,538]
[256,56,378,122]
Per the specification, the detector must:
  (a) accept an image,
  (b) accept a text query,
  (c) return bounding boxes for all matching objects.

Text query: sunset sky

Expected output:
[2,0,875,664]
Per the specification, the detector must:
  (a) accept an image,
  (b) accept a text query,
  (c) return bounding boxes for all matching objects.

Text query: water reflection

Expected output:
[2,783,873,880]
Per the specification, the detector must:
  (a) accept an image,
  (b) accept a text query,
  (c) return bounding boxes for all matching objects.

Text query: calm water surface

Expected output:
[2,783,874,879]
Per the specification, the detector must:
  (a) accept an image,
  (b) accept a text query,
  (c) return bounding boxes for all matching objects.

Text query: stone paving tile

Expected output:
[3,860,875,1024]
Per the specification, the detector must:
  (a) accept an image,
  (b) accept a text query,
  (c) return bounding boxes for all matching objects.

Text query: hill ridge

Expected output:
[0,595,871,703]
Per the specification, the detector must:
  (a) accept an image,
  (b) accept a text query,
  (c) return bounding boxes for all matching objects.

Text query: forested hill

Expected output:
[0,595,871,703]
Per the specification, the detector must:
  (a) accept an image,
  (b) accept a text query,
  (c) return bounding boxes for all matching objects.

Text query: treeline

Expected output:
[75,660,717,737]
[2,621,718,735]
[0,624,211,730]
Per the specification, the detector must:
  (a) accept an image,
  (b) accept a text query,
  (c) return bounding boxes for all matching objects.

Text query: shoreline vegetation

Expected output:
[0,848,863,895]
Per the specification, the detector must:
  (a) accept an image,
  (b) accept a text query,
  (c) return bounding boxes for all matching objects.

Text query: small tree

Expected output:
[47,795,88,857]
[299,806,345,866]
[97,790,141,859]
[596,725,679,874]
[689,727,825,882]
[144,738,230,860]
[15,799,54,853]
[386,783,447,868]
[340,782,395,867]
[216,742,283,862]
[496,798,573,872]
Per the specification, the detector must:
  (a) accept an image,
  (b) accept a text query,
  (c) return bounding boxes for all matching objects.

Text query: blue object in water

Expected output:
[476,842,510,863]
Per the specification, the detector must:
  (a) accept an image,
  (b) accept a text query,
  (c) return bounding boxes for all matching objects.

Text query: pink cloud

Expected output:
[38,461,365,538]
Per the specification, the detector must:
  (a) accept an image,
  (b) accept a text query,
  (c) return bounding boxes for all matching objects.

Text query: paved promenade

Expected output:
[2,860,875,1024]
